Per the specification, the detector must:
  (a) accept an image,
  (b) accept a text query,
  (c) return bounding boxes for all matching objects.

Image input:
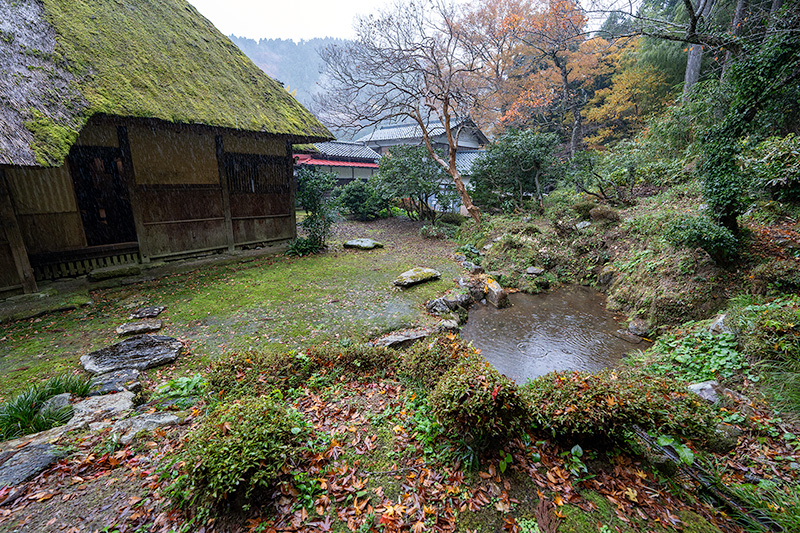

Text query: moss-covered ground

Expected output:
[0,218,457,400]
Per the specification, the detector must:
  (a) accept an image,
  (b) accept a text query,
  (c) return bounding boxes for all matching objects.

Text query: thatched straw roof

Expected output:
[0,0,332,167]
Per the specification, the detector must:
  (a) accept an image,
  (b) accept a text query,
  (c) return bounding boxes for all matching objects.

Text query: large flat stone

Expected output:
[129,306,166,319]
[69,391,135,428]
[372,328,432,349]
[116,318,163,336]
[0,444,63,487]
[393,267,441,288]
[90,368,141,395]
[344,238,384,250]
[112,412,181,445]
[80,335,182,374]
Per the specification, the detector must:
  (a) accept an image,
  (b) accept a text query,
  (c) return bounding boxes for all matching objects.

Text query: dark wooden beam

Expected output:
[0,169,37,293]
[216,135,235,252]
[117,126,150,262]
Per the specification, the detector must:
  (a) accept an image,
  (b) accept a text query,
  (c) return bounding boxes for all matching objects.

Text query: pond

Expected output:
[460,285,645,383]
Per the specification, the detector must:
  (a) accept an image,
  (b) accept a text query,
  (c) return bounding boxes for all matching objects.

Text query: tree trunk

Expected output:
[722,0,747,79]
[684,0,716,94]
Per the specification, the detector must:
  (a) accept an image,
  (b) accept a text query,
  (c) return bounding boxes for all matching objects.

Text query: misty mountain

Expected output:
[229,35,345,110]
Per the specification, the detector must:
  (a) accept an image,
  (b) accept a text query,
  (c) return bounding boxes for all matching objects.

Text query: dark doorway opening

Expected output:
[69,146,137,246]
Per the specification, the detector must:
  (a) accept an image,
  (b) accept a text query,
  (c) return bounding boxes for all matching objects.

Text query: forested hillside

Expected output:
[229,35,345,108]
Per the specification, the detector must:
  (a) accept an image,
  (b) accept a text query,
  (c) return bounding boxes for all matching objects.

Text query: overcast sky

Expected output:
[187,0,393,41]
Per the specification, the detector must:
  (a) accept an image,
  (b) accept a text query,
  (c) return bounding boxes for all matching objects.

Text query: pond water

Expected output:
[460,286,644,383]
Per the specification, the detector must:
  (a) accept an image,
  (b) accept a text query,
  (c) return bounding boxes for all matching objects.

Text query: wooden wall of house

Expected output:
[223,131,294,247]
[127,123,295,260]
[3,165,86,255]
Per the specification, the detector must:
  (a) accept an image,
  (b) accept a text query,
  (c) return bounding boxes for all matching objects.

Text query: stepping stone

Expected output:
[129,306,165,319]
[116,318,163,336]
[344,238,384,250]
[90,368,141,395]
[69,391,135,428]
[0,444,64,487]
[372,328,432,349]
[393,267,441,287]
[80,335,182,374]
[526,266,545,276]
[112,412,181,445]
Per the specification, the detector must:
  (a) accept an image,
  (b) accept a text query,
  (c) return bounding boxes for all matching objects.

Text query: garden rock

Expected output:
[129,306,165,319]
[688,380,722,403]
[436,319,460,333]
[90,368,141,395]
[372,328,432,349]
[426,298,451,316]
[115,318,163,336]
[0,444,63,487]
[709,314,734,335]
[80,335,182,374]
[68,391,135,428]
[38,393,71,416]
[612,329,643,344]
[344,238,384,250]
[112,412,181,445]
[627,318,649,337]
[485,278,508,308]
[393,267,441,288]
[526,266,545,276]
[705,423,742,454]
[598,264,616,285]
[462,261,483,275]
[575,221,592,230]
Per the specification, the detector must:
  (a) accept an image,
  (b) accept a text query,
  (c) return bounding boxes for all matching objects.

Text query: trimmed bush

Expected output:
[572,200,598,220]
[429,359,527,447]
[439,212,467,226]
[664,215,738,263]
[589,205,620,222]
[168,396,307,515]
[521,369,716,441]
[400,335,479,389]
[308,344,395,375]
[208,350,313,398]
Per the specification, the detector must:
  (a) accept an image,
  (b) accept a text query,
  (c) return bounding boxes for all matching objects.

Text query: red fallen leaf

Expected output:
[492,384,500,400]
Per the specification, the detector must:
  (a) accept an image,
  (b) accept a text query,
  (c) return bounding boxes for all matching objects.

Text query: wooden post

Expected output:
[216,135,235,252]
[117,126,150,263]
[287,140,297,238]
[0,170,38,293]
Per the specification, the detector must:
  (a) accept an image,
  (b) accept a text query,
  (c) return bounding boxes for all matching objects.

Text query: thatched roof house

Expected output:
[0,0,332,294]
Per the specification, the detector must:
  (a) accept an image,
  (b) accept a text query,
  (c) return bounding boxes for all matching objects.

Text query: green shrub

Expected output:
[308,343,395,375]
[732,297,800,363]
[296,167,337,247]
[167,396,307,516]
[749,259,800,294]
[208,350,314,398]
[429,359,527,447]
[285,237,323,257]
[0,374,92,441]
[589,205,620,222]
[400,335,479,389]
[521,369,716,441]
[742,134,800,202]
[572,200,598,220]
[439,212,467,226]
[337,179,390,221]
[664,215,738,263]
[419,224,451,239]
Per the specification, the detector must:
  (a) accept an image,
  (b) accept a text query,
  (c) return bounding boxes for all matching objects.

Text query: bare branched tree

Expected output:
[315,0,483,223]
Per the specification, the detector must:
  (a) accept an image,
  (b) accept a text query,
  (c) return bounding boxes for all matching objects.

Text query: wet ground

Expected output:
[461,286,643,383]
